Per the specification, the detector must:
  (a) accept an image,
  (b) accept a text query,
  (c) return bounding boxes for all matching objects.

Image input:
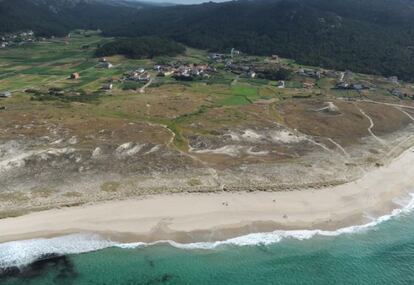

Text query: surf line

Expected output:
[1,193,414,270]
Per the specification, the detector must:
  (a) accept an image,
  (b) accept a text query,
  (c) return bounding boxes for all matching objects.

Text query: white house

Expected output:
[0,91,12,98]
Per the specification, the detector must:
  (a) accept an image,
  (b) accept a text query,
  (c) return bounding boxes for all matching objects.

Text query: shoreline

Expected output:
[1,146,414,244]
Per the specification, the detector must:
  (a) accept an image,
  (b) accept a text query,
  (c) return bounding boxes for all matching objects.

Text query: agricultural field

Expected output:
[1,31,414,216]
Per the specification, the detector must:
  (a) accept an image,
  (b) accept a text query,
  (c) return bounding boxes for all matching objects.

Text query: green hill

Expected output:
[103,0,414,80]
[2,0,414,80]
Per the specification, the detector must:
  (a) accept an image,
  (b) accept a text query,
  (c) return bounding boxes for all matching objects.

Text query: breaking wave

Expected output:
[2,193,414,270]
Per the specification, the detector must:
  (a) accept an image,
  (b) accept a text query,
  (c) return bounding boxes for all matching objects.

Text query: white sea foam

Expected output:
[0,234,114,270]
[2,193,414,270]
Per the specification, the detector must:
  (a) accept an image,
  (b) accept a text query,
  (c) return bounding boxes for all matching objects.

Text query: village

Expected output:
[1,31,414,105]
[72,49,414,100]
[122,48,413,99]
[0,30,48,49]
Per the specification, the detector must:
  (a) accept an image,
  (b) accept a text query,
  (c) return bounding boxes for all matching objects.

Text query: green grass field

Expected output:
[0,32,120,89]
[0,31,342,104]
[1,30,407,151]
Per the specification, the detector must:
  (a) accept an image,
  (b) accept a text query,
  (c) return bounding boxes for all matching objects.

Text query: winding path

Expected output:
[305,138,334,154]
[360,99,414,110]
[139,78,153,94]
[327,138,350,158]
[146,121,222,188]
[355,104,387,146]
[397,107,414,121]
[231,75,240,86]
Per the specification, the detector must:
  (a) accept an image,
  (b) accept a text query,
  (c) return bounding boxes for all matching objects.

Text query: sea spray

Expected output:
[0,234,113,270]
[2,193,414,270]
[117,193,414,249]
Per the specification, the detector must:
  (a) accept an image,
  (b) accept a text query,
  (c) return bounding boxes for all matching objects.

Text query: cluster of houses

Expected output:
[210,53,228,63]
[297,68,355,83]
[0,31,40,48]
[295,67,381,91]
[154,63,214,81]
[209,51,286,80]
[334,82,369,91]
[172,64,212,80]
[296,68,356,84]
[297,68,322,79]
[154,65,175,77]
[388,76,399,85]
[221,53,262,77]
[390,89,414,100]
[123,68,151,82]
[209,48,241,63]
[335,80,372,92]
[332,70,376,91]
[228,62,296,82]
[224,55,286,80]
[122,63,215,83]
[225,59,279,79]
[226,62,254,76]
[120,62,215,87]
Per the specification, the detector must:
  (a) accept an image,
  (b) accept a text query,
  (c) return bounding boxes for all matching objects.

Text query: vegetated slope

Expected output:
[2,0,414,80]
[95,37,185,58]
[0,0,150,36]
[103,0,414,81]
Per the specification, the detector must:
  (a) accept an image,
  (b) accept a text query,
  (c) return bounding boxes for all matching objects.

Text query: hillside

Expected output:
[1,0,414,80]
[103,0,414,81]
[95,37,185,58]
[0,0,151,36]
[1,31,414,217]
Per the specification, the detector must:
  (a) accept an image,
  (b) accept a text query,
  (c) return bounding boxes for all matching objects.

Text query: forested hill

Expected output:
[0,0,153,36]
[103,0,414,81]
[2,0,414,81]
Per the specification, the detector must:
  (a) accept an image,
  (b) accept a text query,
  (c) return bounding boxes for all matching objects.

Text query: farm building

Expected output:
[70,73,80,79]
[102,83,113,91]
[0,91,12,98]
[100,62,113,69]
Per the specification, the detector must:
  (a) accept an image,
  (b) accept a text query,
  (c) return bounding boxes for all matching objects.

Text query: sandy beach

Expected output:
[0,146,414,244]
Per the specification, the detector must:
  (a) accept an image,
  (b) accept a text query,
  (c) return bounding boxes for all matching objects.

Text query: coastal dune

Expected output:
[0,147,414,244]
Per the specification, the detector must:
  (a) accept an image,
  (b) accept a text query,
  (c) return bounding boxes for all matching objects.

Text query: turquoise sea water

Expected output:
[2,207,414,284]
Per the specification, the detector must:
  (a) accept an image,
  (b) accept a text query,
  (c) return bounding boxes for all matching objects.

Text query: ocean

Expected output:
[2,195,414,285]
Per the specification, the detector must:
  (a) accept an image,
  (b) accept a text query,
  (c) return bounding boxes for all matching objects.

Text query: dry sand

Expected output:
[0,147,414,244]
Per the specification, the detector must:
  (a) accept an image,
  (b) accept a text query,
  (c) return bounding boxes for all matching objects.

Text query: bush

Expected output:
[257,68,292,81]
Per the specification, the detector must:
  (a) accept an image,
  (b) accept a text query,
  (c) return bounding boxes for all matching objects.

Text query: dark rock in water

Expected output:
[0,253,77,281]
[145,273,175,285]
[0,266,21,278]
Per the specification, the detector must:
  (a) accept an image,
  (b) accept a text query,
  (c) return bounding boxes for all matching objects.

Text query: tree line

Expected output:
[95,37,185,59]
